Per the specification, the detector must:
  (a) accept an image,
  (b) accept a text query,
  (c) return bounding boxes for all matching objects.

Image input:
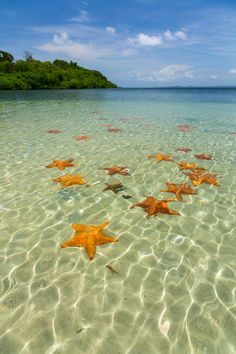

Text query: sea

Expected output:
[0,88,236,354]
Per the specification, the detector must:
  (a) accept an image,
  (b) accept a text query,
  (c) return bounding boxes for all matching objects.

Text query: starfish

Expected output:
[103,166,129,176]
[53,173,86,189]
[161,182,197,201]
[103,182,125,194]
[74,135,91,141]
[130,196,179,218]
[100,124,113,127]
[185,172,219,186]
[107,128,122,133]
[147,153,173,162]
[178,162,206,171]
[47,129,63,134]
[176,147,192,153]
[177,124,192,132]
[46,159,75,171]
[61,221,118,260]
[194,153,213,160]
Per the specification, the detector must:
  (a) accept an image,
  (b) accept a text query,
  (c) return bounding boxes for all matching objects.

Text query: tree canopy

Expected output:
[0,50,14,63]
[0,51,117,90]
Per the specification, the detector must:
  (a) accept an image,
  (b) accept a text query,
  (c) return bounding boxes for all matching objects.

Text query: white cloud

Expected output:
[70,10,90,23]
[210,75,218,79]
[164,30,175,41]
[164,29,187,41]
[36,32,109,59]
[129,29,188,47]
[52,32,72,45]
[129,33,162,46]
[229,69,236,74]
[106,26,116,34]
[134,64,194,81]
[154,65,193,80]
[175,30,188,40]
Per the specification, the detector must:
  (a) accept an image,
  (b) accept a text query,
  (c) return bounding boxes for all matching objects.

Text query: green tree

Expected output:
[0,50,14,62]
[0,50,117,90]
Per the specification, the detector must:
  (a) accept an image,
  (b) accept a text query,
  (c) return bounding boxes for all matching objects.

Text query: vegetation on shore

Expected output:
[0,50,117,90]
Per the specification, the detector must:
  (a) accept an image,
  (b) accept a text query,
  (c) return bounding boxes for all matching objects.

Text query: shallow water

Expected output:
[0,88,236,354]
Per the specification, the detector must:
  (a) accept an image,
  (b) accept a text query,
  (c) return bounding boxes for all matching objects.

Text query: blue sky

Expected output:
[1,0,236,86]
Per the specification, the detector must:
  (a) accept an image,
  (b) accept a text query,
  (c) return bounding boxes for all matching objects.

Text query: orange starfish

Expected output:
[74,135,91,141]
[53,173,86,189]
[47,129,63,134]
[100,124,113,127]
[130,196,179,218]
[103,166,129,176]
[177,124,192,132]
[185,172,219,186]
[46,159,76,171]
[176,147,192,153]
[194,154,213,160]
[61,221,118,260]
[107,128,122,133]
[161,182,197,201]
[178,162,206,171]
[147,153,173,162]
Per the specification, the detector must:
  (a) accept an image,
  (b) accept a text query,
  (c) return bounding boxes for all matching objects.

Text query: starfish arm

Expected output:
[146,210,154,219]
[98,221,109,230]
[60,182,71,189]
[72,223,91,232]
[176,192,183,201]
[160,189,169,193]
[46,163,56,168]
[61,239,77,248]
[160,208,180,215]
[130,202,141,209]
[76,179,86,185]
[84,240,96,260]
[121,171,129,176]
[66,159,74,163]
[146,205,158,218]
[53,177,60,183]
[96,234,119,245]
[169,209,180,215]
[72,223,83,231]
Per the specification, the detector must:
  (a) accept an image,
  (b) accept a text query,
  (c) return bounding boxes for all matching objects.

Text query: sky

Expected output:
[1,0,236,87]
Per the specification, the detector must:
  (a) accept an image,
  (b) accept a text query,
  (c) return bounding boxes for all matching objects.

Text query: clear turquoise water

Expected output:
[0,88,236,354]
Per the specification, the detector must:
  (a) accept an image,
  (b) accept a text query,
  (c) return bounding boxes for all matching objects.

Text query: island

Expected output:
[0,50,117,90]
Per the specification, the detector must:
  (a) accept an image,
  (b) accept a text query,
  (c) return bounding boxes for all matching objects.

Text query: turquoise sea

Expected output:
[0,88,236,354]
